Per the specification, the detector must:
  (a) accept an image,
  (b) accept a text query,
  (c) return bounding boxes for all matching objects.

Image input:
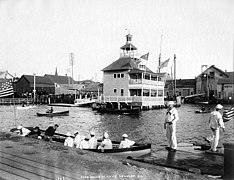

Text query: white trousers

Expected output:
[166,123,177,149]
[208,128,220,151]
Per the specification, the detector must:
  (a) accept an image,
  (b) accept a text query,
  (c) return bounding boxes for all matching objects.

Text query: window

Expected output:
[114,89,117,93]
[117,74,120,78]
[121,74,124,78]
[114,74,116,78]
[121,89,124,96]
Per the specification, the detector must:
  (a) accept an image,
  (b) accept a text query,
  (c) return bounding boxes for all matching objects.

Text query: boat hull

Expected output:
[97,108,141,115]
[36,110,69,117]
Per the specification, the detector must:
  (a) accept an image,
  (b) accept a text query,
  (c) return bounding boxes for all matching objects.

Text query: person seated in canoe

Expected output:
[44,124,59,141]
[46,107,53,113]
[88,131,97,149]
[28,126,42,139]
[98,132,113,150]
[64,132,74,147]
[74,131,82,148]
[79,136,89,149]
[16,125,31,137]
[201,106,206,112]
[119,134,135,148]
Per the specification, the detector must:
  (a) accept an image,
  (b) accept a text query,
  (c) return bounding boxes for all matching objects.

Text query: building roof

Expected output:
[165,79,196,88]
[82,83,103,92]
[102,57,139,72]
[217,72,234,84]
[197,65,229,78]
[21,75,54,84]
[44,74,75,84]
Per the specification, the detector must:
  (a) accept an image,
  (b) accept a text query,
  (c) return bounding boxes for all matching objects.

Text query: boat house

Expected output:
[102,34,165,109]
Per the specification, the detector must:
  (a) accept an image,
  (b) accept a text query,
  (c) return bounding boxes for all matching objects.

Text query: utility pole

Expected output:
[33,73,36,103]
[174,54,176,97]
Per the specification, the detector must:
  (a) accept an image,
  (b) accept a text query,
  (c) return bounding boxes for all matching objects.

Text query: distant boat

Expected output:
[17,105,36,110]
[96,107,141,115]
[195,109,211,114]
[37,110,69,117]
[48,99,95,107]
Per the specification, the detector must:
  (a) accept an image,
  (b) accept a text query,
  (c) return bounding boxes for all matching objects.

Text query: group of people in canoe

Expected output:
[14,123,135,150]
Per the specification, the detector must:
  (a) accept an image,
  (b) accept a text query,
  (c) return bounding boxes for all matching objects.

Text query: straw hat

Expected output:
[104,132,109,139]
[17,125,22,130]
[66,132,71,137]
[90,132,95,136]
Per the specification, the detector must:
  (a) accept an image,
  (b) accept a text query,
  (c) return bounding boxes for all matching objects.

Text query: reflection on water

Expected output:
[0,104,233,152]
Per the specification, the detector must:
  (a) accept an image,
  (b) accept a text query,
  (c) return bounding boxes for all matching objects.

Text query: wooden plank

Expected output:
[0,150,80,179]
[133,148,224,176]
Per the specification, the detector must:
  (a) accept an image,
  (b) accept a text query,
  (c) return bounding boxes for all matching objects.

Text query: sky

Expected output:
[0,0,233,82]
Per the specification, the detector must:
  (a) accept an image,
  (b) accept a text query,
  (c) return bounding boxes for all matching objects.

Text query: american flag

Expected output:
[0,80,14,98]
[223,107,234,122]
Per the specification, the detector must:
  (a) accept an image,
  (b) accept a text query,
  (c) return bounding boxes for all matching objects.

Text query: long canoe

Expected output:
[37,110,69,117]
[44,131,151,158]
[97,108,141,115]
[10,127,151,158]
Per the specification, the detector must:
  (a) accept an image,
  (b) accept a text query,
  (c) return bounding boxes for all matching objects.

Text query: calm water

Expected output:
[1,104,233,152]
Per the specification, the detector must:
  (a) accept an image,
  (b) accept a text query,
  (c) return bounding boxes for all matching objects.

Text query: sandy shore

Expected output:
[0,131,214,180]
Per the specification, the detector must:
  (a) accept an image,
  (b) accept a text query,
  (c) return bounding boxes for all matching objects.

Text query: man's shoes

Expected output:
[170,148,177,152]
[165,147,171,151]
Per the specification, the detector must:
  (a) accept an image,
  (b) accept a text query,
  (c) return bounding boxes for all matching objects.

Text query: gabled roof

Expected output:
[44,74,75,84]
[102,57,140,72]
[217,72,234,84]
[22,75,54,84]
[197,65,229,78]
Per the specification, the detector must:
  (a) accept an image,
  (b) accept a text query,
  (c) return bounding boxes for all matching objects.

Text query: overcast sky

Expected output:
[0,0,233,82]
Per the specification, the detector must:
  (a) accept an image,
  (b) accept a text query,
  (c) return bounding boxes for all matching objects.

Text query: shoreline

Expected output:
[0,131,215,180]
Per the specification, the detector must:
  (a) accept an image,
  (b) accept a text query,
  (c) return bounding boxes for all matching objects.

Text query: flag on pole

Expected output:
[0,80,14,98]
[159,58,170,69]
[223,107,234,122]
[140,52,149,60]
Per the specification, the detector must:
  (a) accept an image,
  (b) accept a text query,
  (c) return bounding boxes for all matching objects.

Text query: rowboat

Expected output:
[17,105,36,110]
[44,131,151,158]
[96,108,141,115]
[36,110,69,117]
[195,110,211,114]
[10,127,151,158]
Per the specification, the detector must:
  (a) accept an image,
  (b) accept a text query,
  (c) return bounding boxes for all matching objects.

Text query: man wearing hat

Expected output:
[98,132,113,150]
[206,104,225,152]
[74,131,82,148]
[44,124,59,141]
[119,134,135,148]
[164,101,179,152]
[64,132,74,147]
[88,132,97,149]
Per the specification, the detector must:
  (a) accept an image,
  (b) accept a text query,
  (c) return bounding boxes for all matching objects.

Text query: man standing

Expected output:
[206,104,225,152]
[164,101,179,152]
[88,132,97,149]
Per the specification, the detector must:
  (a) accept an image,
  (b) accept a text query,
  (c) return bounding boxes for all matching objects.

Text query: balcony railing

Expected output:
[129,79,164,86]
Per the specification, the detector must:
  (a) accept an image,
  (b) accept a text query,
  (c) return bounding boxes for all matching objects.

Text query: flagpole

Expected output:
[174,54,176,97]
[158,34,163,73]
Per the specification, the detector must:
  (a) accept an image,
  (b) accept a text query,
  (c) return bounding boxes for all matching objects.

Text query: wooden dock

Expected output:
[133,143,224,176]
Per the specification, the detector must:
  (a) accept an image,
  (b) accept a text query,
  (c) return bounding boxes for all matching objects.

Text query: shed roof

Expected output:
[217,72,234,84]
[22,75,54,84]
[44,74,75,84]
[197,65,229,78]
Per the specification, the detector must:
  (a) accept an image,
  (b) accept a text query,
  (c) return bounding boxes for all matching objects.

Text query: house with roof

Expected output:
[44,74,83,95]
[196,65,229,99]
[15,75,55,97]
[217,71,234,103]
[102,34,165,109]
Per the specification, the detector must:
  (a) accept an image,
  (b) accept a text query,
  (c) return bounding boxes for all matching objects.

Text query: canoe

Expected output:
[17,106,36,110]
[195,110,211,114]
[36,110,69,117]
[43,131,151,158]
[97,108,141,115]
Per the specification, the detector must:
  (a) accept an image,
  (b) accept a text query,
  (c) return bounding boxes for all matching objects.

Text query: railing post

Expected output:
[224,143,234,179]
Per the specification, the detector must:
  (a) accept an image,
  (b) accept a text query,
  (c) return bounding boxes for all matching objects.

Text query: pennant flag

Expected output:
[140,52,149,60]
[159,58,170,69]
[0,80,14,98]
[223,107,234,122]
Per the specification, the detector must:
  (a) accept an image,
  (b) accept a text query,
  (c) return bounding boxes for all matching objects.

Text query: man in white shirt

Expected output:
[98,132,112,150]
[119,134,135,148]
[88,132,97,149]
[79,136,89,149]
[206,104,225,152]
[17,125,31,137]
[64,132,74,147]
[74,131,81,148]
[164,101,179,152]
